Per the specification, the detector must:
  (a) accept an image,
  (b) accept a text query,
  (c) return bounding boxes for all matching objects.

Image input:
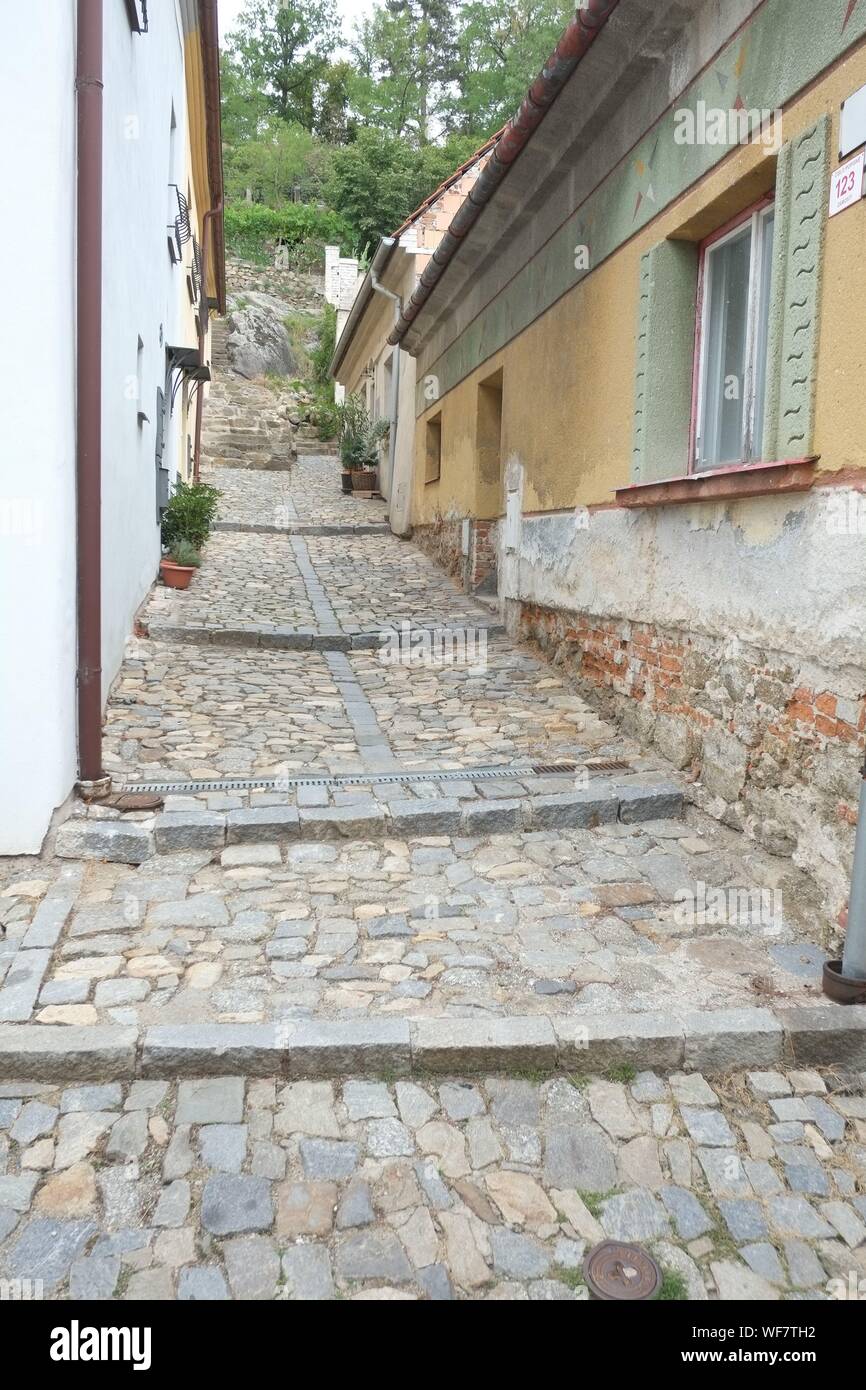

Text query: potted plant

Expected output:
[159,478,221,589]
[159,539,201,589]
[336,395,389,496]
[160,478,221,550]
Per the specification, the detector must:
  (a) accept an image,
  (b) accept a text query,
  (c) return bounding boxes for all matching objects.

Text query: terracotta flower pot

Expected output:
[160,559,195,590]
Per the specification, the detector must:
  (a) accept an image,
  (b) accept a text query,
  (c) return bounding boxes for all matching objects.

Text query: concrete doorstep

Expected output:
[0,1006,864,1082]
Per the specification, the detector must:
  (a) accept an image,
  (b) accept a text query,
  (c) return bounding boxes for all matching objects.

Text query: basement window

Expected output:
[425,413,442,484]
[691,198,775,471]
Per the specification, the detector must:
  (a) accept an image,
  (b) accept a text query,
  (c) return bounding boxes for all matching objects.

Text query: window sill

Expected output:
[615,457,818,509]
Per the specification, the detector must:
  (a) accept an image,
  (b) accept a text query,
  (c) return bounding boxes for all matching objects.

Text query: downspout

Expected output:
[75,0,108,793]
[825,752,866,1000]
[193,197,222,481]
[370,242,402,528]
[192,0,224,481]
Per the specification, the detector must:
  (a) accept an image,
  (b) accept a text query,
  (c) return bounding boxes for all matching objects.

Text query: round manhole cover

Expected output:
[109,793,164,812]
[584,1241,661,1300]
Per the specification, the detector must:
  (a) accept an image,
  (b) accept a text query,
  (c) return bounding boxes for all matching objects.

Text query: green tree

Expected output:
[324,128,481,250]
[223,120,325,206]
[227,0,340,130]
[349,0,459,145]
[314,61,356,145]
[220,50,269,145]
[447,0,574,135]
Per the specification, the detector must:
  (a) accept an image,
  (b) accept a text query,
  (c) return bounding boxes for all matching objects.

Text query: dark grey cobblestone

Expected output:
[0,1068,861,1300]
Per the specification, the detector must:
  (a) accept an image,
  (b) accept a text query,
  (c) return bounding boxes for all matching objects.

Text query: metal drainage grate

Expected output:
[115,760,593,797]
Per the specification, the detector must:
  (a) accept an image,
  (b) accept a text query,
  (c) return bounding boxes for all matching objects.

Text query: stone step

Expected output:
[141,617,506,651]
[55,780,685,866]
[0,1004,860,1081]
[212,521,392,537]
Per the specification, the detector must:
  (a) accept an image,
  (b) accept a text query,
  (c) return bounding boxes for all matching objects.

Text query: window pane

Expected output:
[751,210,775,459]
[698,225,751,469]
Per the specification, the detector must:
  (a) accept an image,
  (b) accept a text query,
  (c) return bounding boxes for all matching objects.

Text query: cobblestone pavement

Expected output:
[1,811,831,1030]
[205,463,389,530]
[103,636,625,786]
[2,448,838,1037]
[351,639,613,768]
[102,643,364,782]
[143,530,499,637]
[0,1067,864,1300]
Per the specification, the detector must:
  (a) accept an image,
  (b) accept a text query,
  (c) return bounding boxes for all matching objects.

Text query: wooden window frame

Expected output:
[689,193,775,474]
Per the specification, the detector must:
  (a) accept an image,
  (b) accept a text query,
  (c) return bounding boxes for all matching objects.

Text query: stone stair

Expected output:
[209,315,229,370]
[203,314,338,468]
[201,371,297,471]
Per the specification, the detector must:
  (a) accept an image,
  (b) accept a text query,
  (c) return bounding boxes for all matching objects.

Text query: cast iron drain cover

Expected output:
[584,1241,661,1300]
[92,792,165,812]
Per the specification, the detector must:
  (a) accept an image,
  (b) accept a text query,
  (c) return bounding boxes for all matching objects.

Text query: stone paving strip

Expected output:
[0,1068,865,1300]
[142,530,502,648]
[0,811,845,1046]
[205,462,389,531]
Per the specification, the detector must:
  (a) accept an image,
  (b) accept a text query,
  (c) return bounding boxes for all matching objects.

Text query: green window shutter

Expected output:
[631,239,698,483]
[761,115,830,461]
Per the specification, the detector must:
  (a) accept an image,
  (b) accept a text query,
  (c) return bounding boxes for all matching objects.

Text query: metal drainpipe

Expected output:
[75,0,108,793]
[193,198,222,481]
[370,249,401,520]
[840,756,866,981]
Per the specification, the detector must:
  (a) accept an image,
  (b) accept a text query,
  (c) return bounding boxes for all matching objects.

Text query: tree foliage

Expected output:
[227,0,340,127]
[222,0,575,256]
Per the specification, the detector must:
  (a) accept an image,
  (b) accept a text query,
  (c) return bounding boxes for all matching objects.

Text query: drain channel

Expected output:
[115,759,602,796]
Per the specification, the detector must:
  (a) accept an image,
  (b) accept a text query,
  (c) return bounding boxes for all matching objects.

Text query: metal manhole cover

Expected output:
[93,792,165,812]
[584,1241,661,1300]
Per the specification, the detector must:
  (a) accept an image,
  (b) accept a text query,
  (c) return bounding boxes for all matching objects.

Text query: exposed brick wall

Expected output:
[516,599,865,915]
[414,517,498,594]
[470,520,497,591]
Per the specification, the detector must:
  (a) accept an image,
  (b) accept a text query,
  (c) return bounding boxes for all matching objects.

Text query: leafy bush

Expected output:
[167,540,202,567]
[337,394,389,470]
[311,388,340,441]
[224,202,353,266]
[311,303,337,386]
[161,480,222,551]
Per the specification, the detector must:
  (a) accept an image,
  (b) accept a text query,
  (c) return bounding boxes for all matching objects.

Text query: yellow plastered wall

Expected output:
[412,45,866,523]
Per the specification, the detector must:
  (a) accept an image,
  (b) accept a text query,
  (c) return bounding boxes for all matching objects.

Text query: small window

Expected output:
[475,368,503,513]
[692,199,775,471]
[425,413,442,484]
[124,0,149,34]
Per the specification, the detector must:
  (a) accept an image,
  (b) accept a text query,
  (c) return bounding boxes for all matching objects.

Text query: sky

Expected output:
[218,0,371,49]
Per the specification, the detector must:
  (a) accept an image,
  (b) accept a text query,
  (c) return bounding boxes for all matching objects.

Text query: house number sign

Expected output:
[829,151,865,217]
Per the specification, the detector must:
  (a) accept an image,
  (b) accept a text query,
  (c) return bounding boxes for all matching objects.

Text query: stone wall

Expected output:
[227,258,325,316]
[514,597,863,922]
[413,516,499,595]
